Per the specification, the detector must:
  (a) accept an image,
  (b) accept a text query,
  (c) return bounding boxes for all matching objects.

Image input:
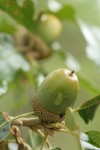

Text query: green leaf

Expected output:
[0,112,11,142]
[86,131,100,148]
[78,95,100,124]
[80,132,100,150]
[0,0,35,32]
[0,11,17,34]
[55,5,76,20]
[0,33,30,83]
[65,107,77,131]
[66,0,100,25]
[48,3,76,20]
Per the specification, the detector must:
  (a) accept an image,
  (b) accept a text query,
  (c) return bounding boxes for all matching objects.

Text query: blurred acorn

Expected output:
[37,14,62,43]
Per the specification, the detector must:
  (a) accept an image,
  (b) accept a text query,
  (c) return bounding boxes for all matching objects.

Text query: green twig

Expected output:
[0,112,36,129]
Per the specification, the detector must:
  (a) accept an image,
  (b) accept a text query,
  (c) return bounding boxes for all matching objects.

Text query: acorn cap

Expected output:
[34,68,79,116]
[32,96,64,123]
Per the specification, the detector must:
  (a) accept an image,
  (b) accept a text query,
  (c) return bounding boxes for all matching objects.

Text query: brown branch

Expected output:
[14,27,52,60]
[11,117,41,127]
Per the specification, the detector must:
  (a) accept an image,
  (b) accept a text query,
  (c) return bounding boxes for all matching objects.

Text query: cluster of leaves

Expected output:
[0,0,100,150]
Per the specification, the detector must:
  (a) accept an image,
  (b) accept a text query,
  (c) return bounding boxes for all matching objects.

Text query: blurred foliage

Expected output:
[0,11,16,34]
[0,0,100,150]
[0,0,35,32]
[0,33,30,84]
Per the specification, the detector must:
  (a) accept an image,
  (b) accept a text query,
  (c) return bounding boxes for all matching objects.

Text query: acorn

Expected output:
[37,14,62,43]
[32,68,79,123]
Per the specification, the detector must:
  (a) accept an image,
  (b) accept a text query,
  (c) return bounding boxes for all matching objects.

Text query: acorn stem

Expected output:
[69,70,74,76]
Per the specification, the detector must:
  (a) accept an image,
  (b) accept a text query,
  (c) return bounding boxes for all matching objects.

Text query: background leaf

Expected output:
[0,11,17,34]
[0,33,30,83]
[0,0,35,32]
[48,3,76,21]
[78,20,100,67]
[78,95,100,124]
[63,0,100,25]
[80,132,100,150]
[0,112,11,142]
[78,76,100,96]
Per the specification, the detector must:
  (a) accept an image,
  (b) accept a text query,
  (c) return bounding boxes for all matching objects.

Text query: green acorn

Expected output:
[37,14,62,43]
[32,68,79,123]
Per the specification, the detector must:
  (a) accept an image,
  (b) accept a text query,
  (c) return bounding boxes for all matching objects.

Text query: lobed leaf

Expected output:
[0,112,11,142]
[0,0,35,32]
[80,132,100,150]
[78,95,100,124]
